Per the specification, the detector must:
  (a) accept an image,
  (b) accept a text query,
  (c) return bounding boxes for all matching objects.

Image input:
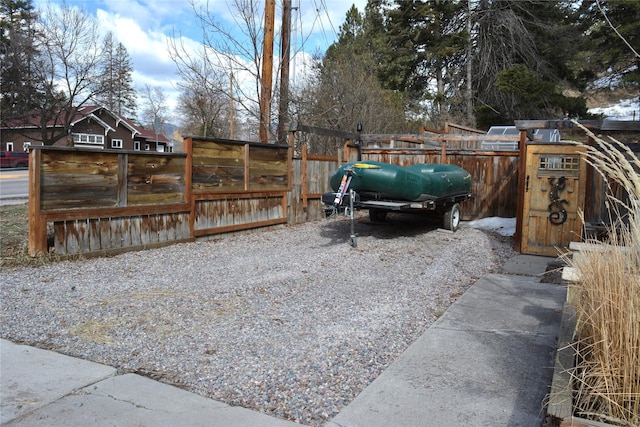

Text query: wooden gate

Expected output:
[519,143,586,256]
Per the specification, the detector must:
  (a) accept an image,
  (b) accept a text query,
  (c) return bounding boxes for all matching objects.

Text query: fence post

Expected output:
[514,129,528,252]
[301,144,308,209]
[28,148,47,256]
[244,143,250,191]
[184,137,195,240]
[287,131,294,191]
[441,141,447,164]
[117,153,128,207]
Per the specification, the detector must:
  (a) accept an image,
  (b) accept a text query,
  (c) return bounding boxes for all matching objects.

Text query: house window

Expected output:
[23,142,31,151]
[134,141,141,151]
[6,142,13,151]
[145,144,150,151]
[72,133,104,145]
[111,139,123,149]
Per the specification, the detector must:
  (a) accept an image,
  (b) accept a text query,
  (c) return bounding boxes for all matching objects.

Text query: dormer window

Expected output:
[72,133,104,145]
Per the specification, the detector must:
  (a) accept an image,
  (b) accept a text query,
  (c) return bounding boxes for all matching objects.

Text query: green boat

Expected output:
[323,161,472,240]
[329,161,471,202]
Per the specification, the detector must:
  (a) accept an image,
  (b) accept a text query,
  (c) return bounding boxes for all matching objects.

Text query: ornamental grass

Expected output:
[564,122,640,426]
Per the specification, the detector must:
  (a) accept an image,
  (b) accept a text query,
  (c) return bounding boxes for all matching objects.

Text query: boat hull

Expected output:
[329,161,471,202]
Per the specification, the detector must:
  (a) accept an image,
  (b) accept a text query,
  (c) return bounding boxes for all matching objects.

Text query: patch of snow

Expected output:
[589,98,639,121]
[465,217,516,237]
[588,65,637,90]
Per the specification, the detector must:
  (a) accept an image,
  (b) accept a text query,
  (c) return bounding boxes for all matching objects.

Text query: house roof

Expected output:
[2,104,171,144]
[137,128,171,144]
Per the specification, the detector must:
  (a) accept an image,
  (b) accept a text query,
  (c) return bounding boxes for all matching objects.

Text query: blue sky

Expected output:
[34,0,367,117]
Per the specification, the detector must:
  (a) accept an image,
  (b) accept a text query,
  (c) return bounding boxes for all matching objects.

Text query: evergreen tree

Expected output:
[577,0,639,97]
[376,0,467,126]
[472,0,590,126]
[0,0,41,121]
[294,2,409,153]
[96,32,137,117]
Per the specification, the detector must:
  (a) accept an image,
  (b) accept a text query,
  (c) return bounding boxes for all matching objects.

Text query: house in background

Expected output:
[0,105,173,153]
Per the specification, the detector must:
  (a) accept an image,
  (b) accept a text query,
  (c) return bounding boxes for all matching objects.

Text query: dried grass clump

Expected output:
[566,122,640,426]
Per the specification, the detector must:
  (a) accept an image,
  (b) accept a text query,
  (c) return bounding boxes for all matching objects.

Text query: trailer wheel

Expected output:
[369,209,387,222]
[443,203,461,232]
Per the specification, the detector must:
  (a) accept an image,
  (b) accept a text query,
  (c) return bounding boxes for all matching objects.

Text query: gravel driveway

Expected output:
[1,213,516,425]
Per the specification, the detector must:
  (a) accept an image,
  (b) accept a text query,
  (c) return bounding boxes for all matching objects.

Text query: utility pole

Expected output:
[277,0,292,145]
[259,0,275,143]
[229,70,235,139]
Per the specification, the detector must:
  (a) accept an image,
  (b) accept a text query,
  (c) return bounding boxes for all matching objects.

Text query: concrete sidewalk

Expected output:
[1,255,564,426]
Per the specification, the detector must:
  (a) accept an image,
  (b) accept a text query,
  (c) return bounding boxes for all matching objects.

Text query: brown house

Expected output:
[0,105,173,152]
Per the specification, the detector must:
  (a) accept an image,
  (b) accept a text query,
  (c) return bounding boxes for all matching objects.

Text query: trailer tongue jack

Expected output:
[324,168,358,247]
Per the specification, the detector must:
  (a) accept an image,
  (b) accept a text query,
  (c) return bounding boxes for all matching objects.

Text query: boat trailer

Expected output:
[322,167,471,247]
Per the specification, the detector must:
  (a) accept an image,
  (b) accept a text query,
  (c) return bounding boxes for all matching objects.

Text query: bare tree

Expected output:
[29,3,105,145]
[6,4,102,145]
[168,0,269,141]
[176,77,229,137]
[140,84,167,132]
[292,52,409,155]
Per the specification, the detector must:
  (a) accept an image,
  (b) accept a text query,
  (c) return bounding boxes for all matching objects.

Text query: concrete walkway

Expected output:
[1,255,565,426]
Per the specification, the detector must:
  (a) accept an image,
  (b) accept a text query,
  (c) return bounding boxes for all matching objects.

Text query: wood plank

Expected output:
[127,192,184,206]
[100,216,111,250]
[42,203,190,222]
[66,221,80,255]
[194,217,287,236]
[112,216,123,249]
[88,219,101,252]
[547,302,577,420]
[148,215,158,244]
[121,217,132,247]
[130,216,142,246]
[53,222,65,255]
[140,215,150,246]
[157,214,168,242]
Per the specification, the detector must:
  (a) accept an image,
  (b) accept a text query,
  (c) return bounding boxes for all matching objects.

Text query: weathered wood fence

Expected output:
[28,129,521,257]
[352,138,520,219]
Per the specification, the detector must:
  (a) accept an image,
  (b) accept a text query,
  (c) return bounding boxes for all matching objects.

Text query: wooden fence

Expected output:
[346,134,521,219]
[28,148,191,256]
[28,130,521,257]
[188,137,290,238]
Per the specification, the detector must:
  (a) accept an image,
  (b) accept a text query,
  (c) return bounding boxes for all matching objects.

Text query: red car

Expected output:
[0,150,29,168]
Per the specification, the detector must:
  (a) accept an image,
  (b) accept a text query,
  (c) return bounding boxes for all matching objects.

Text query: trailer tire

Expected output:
[369,209,387,222]
[443,203,461,232]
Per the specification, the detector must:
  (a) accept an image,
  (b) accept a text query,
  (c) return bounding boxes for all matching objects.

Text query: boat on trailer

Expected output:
[322,161,472,246]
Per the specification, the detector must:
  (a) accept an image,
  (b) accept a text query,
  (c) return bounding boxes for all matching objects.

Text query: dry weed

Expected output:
[565,122,640,426]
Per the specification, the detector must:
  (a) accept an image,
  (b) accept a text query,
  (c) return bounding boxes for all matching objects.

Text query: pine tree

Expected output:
[96,32,137,117]
[0,0,41,121]
[472,0,590,126]
[578,0,639,96]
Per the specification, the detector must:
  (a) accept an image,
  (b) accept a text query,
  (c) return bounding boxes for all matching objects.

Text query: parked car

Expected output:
[0,150,29,168]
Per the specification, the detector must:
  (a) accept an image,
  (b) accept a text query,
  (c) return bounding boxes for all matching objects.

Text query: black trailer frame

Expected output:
[322,189,471,247]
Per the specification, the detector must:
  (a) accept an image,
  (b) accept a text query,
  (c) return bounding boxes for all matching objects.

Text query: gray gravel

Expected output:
[1,213,516,425]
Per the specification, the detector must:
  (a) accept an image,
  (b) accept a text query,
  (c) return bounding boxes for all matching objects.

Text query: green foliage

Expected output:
[95,33,137,117]
[297,0,410,145]
[579,0,640,93]
[0,0,42,121]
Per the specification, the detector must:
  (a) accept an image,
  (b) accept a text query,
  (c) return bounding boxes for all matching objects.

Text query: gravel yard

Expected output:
[0,213,516,425]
